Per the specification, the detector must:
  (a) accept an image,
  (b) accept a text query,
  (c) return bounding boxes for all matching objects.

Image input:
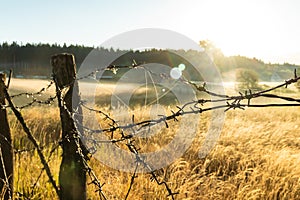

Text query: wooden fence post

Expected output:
[0,73,13,200]
[51,54,87,200]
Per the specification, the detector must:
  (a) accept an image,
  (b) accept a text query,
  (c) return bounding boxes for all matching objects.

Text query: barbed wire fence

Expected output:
[0,53,299,199]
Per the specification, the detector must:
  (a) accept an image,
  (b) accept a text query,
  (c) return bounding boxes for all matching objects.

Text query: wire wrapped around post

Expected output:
[51,53,88,200]
[0,73,13,200]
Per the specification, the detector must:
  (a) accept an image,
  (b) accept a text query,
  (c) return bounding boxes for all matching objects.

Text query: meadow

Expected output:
[5,79,300,199]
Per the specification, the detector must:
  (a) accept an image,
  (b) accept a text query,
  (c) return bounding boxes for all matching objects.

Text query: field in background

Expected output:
[9,78,299,106]
[6,78,300,199]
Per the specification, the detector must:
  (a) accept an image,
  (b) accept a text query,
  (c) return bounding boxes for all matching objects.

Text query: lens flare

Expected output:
[178,63,186,71]
[170,67,182,79]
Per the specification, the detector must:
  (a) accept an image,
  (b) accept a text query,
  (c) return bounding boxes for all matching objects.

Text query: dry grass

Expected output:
[7,104,300,200]
[4,78,300,199]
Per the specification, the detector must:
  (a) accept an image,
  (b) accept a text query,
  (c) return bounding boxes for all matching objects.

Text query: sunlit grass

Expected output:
[7,104,300,199]
[5,78,300,199]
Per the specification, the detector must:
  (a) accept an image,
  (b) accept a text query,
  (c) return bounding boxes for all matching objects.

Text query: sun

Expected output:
[187,0,288,62]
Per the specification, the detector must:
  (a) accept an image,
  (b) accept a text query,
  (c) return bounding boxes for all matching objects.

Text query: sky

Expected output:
[1,0,300,64]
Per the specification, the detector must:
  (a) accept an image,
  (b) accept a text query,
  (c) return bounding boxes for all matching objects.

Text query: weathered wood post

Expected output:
[51,54,87,200]
[0,73,13,200]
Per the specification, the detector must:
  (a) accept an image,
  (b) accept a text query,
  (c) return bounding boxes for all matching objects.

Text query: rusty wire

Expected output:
[2,84,60,197]
[0,65,299,199]
[10,81,54,98]
[77,68,300,199]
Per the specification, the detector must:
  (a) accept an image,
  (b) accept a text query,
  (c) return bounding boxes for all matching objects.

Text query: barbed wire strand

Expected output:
[2,65,300,199]
[10,81,54,99]
[54,80,108,200]
[188,69,300,104]
[77,69,300,199]
[15,95,57,110]
[0,145,12,200]
[29,143,60,198]
[3,86,60,197]
[80,104,178,198]
[124,162,139,200]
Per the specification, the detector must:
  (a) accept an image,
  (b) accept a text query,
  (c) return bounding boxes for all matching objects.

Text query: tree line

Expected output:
[0,41,299,82]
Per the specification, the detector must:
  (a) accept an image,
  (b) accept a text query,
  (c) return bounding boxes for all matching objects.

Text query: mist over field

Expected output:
[1,1,300,198]
[0,40,299,199]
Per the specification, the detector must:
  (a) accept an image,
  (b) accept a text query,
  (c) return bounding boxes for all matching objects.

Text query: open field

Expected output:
[9,106,300,199]
[8,78,299,106]
[4,78,300,199]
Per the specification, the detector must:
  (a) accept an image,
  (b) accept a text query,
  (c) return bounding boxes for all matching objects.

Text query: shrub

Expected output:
[235,68,259,91]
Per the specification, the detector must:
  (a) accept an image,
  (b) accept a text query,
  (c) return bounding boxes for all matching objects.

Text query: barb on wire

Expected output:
[14,95,57,110]
[188,68,300,105]
[2,63,300,199]
[10,81,54,99]
[5,78,57,109]
[82,154,107,200]
[66,122,107,200]
[77,69,300,199]
[74,60,160,83]
[130,142,178,199]
[74,127,107,200]
[80,99,225,137]
[79,104,178,198]
[80,102,116,125]
[55,91,107,199]
[3,86,60,197]
[80,105,179,199]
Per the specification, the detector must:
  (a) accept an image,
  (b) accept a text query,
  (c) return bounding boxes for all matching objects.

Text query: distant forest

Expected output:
[0,42,299,81]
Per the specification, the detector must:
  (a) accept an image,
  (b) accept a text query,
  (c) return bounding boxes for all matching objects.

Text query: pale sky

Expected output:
[1,0,300,64]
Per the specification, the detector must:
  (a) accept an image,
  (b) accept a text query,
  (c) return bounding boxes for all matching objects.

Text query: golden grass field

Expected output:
[4,79,300,199]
